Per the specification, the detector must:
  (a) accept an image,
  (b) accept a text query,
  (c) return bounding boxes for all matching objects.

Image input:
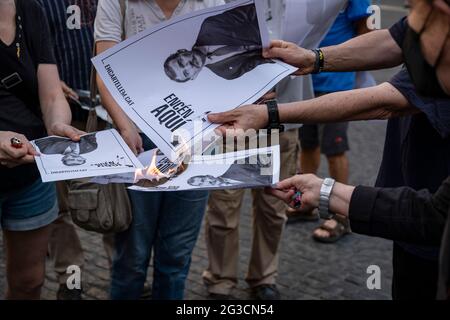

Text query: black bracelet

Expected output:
[311,48,324,74]
[266,99,284,134]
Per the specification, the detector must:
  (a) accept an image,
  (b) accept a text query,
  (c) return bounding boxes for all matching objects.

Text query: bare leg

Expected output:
[300,147,321,174]
[327,153,349,184]
[3,226,51,299]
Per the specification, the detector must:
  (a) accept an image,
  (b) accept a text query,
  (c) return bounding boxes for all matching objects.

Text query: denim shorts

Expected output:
[0,179,58,231]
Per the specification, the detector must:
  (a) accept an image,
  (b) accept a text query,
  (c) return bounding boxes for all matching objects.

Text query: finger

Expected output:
[261,91,276,101]
[269,39,284,49]
[2,144,28,159]
[24,141,39,156]
[276,176,298,191]
[18,154,36,164]
[208,111,237,124]
[264,46,289,60]
[64,126,84,141]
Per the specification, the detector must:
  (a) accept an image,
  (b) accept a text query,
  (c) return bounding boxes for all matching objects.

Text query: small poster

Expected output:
[32,129,143,182]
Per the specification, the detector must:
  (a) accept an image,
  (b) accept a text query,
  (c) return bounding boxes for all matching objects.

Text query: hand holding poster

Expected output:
[32,129,143,182]
[92,0,297,161]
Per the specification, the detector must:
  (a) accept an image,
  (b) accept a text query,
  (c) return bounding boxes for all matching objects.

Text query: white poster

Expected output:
[32,129,143,182]
[92,0,297,161]
[92,145,280,192]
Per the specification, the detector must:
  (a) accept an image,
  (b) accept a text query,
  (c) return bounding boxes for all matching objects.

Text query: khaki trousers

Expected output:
[202,129,298,294]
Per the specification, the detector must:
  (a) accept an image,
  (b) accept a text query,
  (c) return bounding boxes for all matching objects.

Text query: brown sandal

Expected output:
[312,217,351,243]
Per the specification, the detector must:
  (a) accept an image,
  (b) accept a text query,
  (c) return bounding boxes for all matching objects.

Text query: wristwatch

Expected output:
[265,100,284,134]
[319,178,336,220]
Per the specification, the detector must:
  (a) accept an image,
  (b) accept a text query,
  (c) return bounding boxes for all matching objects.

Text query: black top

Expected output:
[0,0,56,192]
[372,68,450,260]
[389,17,407,47]
[348,177,450,299]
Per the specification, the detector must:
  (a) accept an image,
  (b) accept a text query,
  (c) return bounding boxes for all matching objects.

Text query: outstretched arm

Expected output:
[208,82,418,135]
[263,29,403,75]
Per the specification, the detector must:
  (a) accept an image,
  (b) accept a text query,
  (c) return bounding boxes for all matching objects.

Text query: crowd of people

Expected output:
[0,0,449,301]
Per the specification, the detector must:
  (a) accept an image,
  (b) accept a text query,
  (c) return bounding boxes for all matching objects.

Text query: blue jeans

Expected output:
[110,136,208,300]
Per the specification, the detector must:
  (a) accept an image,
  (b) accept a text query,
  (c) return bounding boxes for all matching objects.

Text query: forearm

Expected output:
[349,183,449,245]
[322,30,403,72]
[97,75,135,132]
[328,183,356,216]
[278,83,416,124]
[38,69,72,131]
[41,95,72,132]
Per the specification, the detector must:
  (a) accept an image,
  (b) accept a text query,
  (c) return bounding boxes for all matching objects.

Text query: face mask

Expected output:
[402,22,449,98]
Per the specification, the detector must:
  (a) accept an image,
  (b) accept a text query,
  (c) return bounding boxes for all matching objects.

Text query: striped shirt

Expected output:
[38,0,97,91]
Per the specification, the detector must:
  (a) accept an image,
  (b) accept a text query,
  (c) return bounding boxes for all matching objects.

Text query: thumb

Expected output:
[208,111,236,124]
[65,126,85,141]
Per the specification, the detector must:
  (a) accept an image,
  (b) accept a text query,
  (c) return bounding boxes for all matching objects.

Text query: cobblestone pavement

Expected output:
[0,2,406,301]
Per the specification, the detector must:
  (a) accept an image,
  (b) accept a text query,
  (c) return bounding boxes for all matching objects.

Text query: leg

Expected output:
[299,124,321,174]
[313,122,351,242]
[247,130,297,296]
[49,182,84,298]
[288,126,321,221]
[152,191,209,300]
[4,226,52,299]
[110,190,161,300]
[202,189,245,296]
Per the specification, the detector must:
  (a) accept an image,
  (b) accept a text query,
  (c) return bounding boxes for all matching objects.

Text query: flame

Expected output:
[133,149,182,184]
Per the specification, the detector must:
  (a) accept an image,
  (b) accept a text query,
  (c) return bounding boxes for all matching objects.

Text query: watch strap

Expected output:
[266,100,284,133]
[319,178,336,219]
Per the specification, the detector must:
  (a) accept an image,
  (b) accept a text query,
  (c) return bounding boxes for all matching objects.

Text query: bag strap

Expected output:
[87,0,127,132]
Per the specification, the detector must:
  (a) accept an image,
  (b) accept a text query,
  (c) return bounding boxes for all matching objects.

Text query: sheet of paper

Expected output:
[128,145,280,192]
[32,129,143,182]
[92,0,297,161]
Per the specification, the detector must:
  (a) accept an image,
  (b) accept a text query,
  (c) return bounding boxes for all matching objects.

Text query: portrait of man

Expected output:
[164,4,275,82]
[187,154,274,187]
[34,133,98,166]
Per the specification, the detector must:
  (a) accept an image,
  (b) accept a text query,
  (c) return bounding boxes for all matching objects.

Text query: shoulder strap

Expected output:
[88,0,127,132]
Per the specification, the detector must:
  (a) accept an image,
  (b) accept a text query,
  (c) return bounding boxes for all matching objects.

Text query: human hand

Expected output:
[207,104,269,136]
[48,123,85,141]
[267,174,324,212]
[255,90,277,104]
[0,131,39,168]
[120,125,144,155]
[263,40,316,76]
[61,81,79,101]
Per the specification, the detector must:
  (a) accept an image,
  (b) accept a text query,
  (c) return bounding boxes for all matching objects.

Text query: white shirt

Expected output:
[95,0,226,42]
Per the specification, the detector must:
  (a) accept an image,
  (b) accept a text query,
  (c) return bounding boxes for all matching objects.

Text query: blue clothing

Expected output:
[0,179,57,231]
[110,136,209,300]
[313,0,371,92]
[38,0,97,91]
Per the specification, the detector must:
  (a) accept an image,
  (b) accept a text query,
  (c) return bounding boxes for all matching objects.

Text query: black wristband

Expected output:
[266,100,284,133]
[311,48,324,74]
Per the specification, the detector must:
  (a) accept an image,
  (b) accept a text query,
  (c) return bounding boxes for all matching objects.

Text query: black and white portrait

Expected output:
[187,154,273,188]
[163,4,275,82]
[93,0,296,159]
[34,133,98,166]
[32,129,143,182]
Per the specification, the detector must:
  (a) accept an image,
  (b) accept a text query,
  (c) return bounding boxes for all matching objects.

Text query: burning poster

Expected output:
[92,0,297,161]
[92,145,280,192]
[32,129,143,182]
